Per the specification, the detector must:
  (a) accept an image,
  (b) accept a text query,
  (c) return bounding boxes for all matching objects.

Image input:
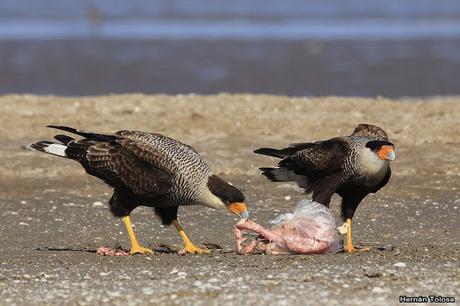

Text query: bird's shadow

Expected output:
[34,242,229,255]
[34,245,185,255]
[34,246,97,254]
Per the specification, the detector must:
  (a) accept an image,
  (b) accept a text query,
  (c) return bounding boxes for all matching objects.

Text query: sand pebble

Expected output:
[193,281,203,287]
[142,288,154,295]
[92,201,104,207]
[372,287,386,293]
[393,262,407,268]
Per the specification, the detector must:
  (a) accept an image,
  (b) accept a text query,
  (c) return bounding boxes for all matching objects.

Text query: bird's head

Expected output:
[365,140,396,161]
[206,175,249,219]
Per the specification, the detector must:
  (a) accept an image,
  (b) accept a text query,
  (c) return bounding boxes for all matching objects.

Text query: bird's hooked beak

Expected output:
[228,202,249,220]
[377,145,395,161]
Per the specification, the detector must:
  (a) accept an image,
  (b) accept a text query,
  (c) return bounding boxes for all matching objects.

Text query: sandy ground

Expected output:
[0,94,459,305]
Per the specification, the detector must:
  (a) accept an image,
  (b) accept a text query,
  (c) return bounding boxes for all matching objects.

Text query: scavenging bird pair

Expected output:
[29,123,395,255]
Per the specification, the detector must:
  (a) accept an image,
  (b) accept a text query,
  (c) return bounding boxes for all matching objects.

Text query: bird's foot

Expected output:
[129,245,154,255]
[344,245,370,253]
[178,243,211,255]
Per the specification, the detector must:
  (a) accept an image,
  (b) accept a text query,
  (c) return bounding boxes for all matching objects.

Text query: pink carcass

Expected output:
[235,200,341,255]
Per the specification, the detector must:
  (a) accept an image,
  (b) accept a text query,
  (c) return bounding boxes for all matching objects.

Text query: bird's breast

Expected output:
[357,149,389,186]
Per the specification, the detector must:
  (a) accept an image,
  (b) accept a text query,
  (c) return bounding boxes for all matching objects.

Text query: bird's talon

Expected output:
[129,246,154,255]
[183,245,211,255]
[344,245,356,253]
[344,245,369,253]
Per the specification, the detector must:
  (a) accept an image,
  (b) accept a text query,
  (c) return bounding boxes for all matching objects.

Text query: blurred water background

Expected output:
[1,0,460,97]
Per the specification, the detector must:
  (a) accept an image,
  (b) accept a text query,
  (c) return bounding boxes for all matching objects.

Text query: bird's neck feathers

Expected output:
[205,175,244,208]
[199,187,227,210]
[359,147,389,175]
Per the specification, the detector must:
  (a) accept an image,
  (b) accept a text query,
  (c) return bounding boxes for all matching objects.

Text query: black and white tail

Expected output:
[28,140,69,157]
[260,167,293,182]
[27,125,100,159]
[255,146,312,189]
[28,125,116,161]
[259,167,310,189]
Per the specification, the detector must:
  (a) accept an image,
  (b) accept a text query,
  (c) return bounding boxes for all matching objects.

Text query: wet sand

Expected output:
[0,94,459,305]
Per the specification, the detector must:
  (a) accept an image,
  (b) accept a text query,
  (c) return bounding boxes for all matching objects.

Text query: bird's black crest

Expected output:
[365,140,394,150]
[207,175,245,203]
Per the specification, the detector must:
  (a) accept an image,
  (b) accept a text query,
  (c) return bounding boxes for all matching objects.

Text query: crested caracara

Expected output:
[254,124,395,253]
[29,126,248,255]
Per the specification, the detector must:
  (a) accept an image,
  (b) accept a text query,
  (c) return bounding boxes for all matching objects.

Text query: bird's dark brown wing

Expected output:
[279,138,348,178]
[56,129,173,197]
[351,123,388,141]
[88,141,172,196]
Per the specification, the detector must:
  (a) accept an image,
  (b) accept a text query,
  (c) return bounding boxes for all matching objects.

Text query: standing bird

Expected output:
[29,126,248,255]
[254,124,395,253]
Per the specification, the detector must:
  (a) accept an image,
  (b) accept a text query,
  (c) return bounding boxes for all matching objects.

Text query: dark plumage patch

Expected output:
[109,191,137,217]
[259,167,280,182]
[365,140,394,151]
[154,206,179,226]
[54,134,74,145]
[254,143,314,159]
[47,125,117,142]
[207,175,244,203]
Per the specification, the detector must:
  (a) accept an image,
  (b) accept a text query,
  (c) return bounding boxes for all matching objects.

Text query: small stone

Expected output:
[193,281,203,287]
[406,287,415,293]
[284,196,292,201]
[142,288,154,295]
[92,201,104,207]
[393,262,406,268]
[19,222,29,226]
[372,287,385,293]
[377,245,394,251]
[108,291,121,298]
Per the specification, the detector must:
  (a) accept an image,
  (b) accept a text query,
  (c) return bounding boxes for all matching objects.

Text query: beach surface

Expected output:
[0,94,459,305]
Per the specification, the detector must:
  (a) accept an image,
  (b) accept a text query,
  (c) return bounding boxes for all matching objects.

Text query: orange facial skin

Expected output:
[228,202,248,218]
[377,145,395,160]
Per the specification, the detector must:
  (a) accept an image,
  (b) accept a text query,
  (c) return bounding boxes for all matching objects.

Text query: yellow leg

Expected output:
[123,216,154,255]
[344,218,369,253]
[344,218,356,253]
[172,220,210,254]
